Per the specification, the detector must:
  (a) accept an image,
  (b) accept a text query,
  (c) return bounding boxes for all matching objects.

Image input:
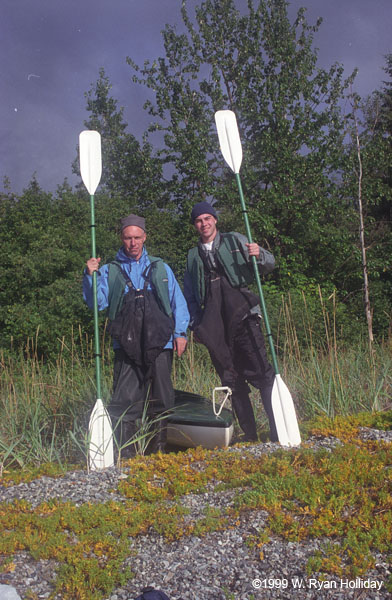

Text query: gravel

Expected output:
[0,428,391,600]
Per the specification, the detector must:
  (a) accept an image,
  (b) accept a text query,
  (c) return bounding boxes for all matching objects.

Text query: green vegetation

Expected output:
[0,414,391,599]
[1,287,391,470]
[0,293,390,599]
[0,1,391,598]
[1,1,391,360]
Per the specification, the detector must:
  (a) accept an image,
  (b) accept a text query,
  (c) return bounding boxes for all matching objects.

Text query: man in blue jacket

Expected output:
[84,213,189,455]
[184,201,277,443]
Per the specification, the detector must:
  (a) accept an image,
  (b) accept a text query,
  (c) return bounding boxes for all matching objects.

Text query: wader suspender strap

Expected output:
[118,265,134,290]
[113,263,148,297]
[108,259,172,320]
[107,262,127,321]
[143,260,173,318]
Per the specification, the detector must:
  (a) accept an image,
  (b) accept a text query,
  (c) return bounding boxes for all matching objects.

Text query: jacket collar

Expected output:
[198,230,221,253]
[116,246,148,265]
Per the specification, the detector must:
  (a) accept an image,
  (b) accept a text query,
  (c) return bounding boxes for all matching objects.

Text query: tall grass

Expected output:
[172,289,391,432]
[275,288,391,420]
[1,293,391,469]
[0,326,114,471]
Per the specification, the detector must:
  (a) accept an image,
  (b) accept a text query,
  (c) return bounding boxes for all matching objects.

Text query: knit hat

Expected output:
[190,201,217,224]
[120,214,146,231]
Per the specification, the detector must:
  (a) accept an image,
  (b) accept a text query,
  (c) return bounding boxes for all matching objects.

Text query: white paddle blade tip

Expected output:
[271,379,290,446]
[272,376,301,447]
[214,110,242,174]
[88,398,114,470]
[79,130,102,195]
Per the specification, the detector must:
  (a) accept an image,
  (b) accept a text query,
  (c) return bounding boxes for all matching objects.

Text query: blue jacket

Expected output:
[83,247,189,350]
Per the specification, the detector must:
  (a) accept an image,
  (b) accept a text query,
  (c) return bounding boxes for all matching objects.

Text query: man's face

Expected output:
[193,213,217,243]
[121,225,146,260]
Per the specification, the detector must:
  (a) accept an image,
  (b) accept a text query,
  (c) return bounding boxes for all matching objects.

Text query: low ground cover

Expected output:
[0,295,391,598]
[0,412,391,600]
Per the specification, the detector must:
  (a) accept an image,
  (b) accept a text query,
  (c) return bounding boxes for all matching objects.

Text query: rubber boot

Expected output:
[260,386,278,442]
[231,388,258,442]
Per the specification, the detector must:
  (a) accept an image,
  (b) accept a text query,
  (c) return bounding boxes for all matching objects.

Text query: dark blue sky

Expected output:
[1,0,390,195]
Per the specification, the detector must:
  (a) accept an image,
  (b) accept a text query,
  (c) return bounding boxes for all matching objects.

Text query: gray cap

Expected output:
[120,214,145,231]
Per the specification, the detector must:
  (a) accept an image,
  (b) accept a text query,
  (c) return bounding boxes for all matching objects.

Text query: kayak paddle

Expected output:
[214,110,301,447]
[79,130,114,469]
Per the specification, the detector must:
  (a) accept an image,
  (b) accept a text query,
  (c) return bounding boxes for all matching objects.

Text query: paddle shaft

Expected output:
[234,173,280,375]
[90,193,101,399]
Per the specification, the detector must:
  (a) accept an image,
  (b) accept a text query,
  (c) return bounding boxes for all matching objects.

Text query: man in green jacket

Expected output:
[184,201,277,442]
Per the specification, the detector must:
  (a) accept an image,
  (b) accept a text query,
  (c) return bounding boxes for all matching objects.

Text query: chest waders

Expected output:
[107,263,174,374]
[192,246,277,442]
[107,263,174,457]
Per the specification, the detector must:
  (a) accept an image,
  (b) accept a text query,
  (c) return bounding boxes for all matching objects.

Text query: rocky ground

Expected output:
[0,428,391,600]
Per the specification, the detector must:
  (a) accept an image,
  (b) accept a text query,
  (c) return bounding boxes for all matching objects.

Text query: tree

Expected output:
[349,93,374,344]
[343,56,392,337]
[0,180,94,357]
[128,0,357,291]
[74,68,162,213]
[72,69,182,280]
[377,54,392,137]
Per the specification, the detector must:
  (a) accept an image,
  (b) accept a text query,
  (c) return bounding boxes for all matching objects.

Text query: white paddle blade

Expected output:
[88,398,114,470]
[79,130,102,195]
[271,375,301,447]
[214,110,243,174]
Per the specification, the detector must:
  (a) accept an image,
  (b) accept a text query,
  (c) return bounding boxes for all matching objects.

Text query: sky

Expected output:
[1,0,391,196]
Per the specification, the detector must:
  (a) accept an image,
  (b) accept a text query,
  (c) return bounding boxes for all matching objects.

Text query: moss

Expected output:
[1,462,80,487]
[0,413,391,598]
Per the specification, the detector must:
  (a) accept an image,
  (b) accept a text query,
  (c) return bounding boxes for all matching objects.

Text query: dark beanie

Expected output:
[120,214,145,231]
[190,201,217,224]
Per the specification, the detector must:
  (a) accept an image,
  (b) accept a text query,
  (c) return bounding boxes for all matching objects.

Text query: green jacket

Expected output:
[184,231,275,311]
[107,256,172,321]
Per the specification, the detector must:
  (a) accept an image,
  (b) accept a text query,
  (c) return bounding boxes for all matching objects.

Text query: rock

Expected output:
[1,435,391,599]
[0,585,22,600]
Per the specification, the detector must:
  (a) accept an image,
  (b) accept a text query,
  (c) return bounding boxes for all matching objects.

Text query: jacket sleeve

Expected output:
[82,265,110,311]
[164,264,190,337]
[234,232,275,275]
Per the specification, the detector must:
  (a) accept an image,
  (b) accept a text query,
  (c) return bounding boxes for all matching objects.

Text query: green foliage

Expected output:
[128,0,357,290]
[377,53,392,136]
[0,332,115,470]
[2,290,390,473]
[0,180,93,357]
[75,68,162,211]
[233,436,392,579]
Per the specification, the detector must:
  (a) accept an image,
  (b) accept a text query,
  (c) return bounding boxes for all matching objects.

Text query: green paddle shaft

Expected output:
[234,173,280,375]
[90,193,101,399]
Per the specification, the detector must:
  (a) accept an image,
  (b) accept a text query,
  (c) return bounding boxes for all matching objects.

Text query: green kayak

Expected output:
[167,390,234,449]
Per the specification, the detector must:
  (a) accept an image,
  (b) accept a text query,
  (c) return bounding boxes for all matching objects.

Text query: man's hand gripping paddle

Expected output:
[79,130,114,469]
[214,110,301,447]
